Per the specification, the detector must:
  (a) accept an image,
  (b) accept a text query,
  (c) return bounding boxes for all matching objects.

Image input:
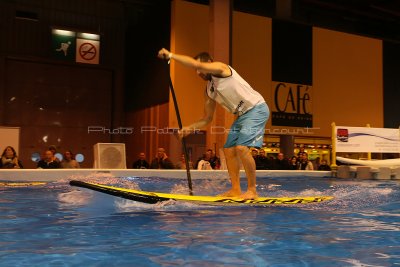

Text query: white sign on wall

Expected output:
[335,126,400,153]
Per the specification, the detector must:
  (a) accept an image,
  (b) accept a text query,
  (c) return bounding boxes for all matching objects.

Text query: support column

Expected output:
[208,0,232,152]
[280,135,295,158]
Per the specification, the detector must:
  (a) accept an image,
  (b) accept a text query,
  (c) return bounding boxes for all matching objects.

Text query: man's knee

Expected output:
[223,147,235,156]
[236,145,250,154]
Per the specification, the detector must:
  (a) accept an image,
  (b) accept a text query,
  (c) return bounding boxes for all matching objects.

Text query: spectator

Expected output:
[272,152,290,170]
[196,149,220,170]
[251,148,258,160]
[48,145,61,163]
[297,147,305,158]
[132,152,150,169]
[313,156,321,170]
[150,148,174,169]
[37,149,61,169]
[255,149,270,170]
[318,159,331,171]
[176,154,193,169]
[288,156,299,170]
[207,149,220,169]
[60,150,80,168]
[0,146,23,169]
[298,152,314,170]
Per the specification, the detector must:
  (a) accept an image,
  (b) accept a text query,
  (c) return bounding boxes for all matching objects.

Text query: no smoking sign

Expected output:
[76,39,100,64]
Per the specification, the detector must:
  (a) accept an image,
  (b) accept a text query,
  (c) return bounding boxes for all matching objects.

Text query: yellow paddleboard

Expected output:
[0,182,47,187]
[70,180,333,206]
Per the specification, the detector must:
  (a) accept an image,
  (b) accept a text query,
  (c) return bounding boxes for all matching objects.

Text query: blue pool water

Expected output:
[1,176,399,266]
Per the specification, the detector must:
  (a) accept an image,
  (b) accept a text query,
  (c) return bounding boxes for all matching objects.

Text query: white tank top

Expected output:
[206,66,265,115]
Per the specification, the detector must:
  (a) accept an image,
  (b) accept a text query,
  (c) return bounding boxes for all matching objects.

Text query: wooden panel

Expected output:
[4,59,113,168]
[313,28,383,136]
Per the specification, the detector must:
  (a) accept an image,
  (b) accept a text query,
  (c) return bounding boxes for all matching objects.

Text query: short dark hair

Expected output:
[194,52,213,62]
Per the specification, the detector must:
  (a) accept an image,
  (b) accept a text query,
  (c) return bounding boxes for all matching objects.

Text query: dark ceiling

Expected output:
[187,0,400,43]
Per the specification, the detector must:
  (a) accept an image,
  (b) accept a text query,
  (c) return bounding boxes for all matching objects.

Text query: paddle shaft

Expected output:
[165,60,193,195]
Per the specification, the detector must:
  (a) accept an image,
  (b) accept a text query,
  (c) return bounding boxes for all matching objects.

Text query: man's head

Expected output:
[205,149,214,158]
[157,148,166,159]
[139,152,146,160]
[194,52,213,81]
[194,52,213,62]
[301,152,309,161]
[48,145,57,154]
[64,150,73,160]
[44,150,54,161]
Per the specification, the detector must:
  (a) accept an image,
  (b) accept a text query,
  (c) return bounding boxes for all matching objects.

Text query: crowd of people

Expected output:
[132,148,220,170]
[132,147,331,171]
[252,148,331,171]
[0,145,80,169]
[0,145,330,171]
[260,150,332,171]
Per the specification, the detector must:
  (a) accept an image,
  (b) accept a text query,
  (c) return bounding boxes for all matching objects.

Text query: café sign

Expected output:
[271,81,313,127]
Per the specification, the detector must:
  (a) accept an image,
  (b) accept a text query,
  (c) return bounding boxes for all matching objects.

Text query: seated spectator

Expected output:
[196,149,220,170]
[207,149,220,169]
[48,145,61,163]
[288,156,299,170]
[176,154,193,169]
[61,150,80,168]
[318,159,331,171]
[132,152,150,169]
[197,158,212,170]
[298,152,314,170]
[37,149,61,169]
[150,147,174,169]
[251,148,258,160]
[255,149,270,170]
[297,147,306,158]
[273,153,290,170]
[0,146,23,169]
[313,156,321,170]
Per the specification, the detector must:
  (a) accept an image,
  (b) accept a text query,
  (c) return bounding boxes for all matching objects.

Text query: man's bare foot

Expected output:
[218,189,241,198]
[240,190,258,200]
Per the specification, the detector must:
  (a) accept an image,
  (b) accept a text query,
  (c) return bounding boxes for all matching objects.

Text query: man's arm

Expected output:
[181,93,216,137]
[158,48,231,77]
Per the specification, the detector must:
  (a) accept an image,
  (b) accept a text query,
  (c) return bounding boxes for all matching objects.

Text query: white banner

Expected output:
[335,126,400,153]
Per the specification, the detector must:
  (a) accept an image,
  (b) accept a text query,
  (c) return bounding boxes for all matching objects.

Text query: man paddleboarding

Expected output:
[158,48,269,199]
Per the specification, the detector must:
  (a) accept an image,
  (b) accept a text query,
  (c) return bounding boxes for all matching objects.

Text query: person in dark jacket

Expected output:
[37,149,61,169]
[150,148,174,169]
[254,149,270,170]
[273,153,290,170]
[132,152,150,169]
[318,159,331,171]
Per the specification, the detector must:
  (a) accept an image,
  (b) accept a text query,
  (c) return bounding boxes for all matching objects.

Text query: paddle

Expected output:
[163,55,193,195]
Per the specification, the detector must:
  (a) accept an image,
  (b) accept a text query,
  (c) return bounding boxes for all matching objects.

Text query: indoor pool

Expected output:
[0,175,399,266]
